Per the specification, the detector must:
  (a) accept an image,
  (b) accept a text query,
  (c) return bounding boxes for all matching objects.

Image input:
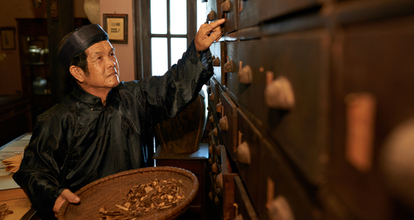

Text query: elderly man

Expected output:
[13,18,225,219]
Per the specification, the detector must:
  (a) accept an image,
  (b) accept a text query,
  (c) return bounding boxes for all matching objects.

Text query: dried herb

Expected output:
[100,178,185,219]
[0,204,13,220]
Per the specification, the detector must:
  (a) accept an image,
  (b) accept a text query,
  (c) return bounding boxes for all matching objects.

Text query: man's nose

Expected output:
[106,57,116,68]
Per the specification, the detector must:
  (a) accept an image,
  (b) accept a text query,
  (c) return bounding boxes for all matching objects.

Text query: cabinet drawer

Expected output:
[234,176,259,220]
[261,30,331,185]
[235,108,263,212]
[258,140,320,220]
[238,0,260,30]
[327,16,414,220]
[206,0,222,23]
[216,145,238,219]
[226,40,267,121]
[220,0,238,34]
[208,78,220,119]
[258,0,322,23]
[219,91,238,161]
[210,42,227,85]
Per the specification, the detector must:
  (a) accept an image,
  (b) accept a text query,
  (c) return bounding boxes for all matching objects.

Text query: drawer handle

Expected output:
[215,144,222,156]
[236,141,251,164]
[265,71,295,110]
[216,102,222,113]
[209,115,214,123]
[216,172,223,189]
[238,62,253,84]
[221,0,231,13]
[213,127,218,136]
[219,115,228,131]
[267,195,295,220]
[234,214,243,220]
[207,10,216,21]
[213,56,221,66]
[212,162,220,173]
[209,93,215,101]
[224,59,233,73]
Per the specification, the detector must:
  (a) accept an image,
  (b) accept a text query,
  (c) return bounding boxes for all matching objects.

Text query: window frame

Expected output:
[135,0,197,79]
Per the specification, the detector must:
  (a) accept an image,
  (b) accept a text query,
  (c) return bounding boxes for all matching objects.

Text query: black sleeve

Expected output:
[13,110,68,220]
[125,39,214,126]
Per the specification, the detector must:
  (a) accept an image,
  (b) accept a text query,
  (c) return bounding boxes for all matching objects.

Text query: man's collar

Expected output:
[71,84,103,105]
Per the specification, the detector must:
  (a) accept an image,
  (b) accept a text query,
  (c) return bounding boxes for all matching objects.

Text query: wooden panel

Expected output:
[257,0,322,23]
[206,0,224,22]
[238,0,260,30]
[258,140,321,220]
[208,78,220,120]
[234,176,259,220]
[210,42,227,85]
[260,30,331,185]
[327,15,414,220]
[225,40,265,117]
[235,108,263,212]
[219,145,238,220]
[219,91,238,161]
[221,0,238,34]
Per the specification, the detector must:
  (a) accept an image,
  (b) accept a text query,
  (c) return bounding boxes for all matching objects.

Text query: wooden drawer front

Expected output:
[208,78,220,119]
[219,145,238,220]
[261,30,331,185]
[238,0,260,30]
[225,40,267,121]
[234,176,259,220]
[221,0,238,34]
[235,108,263,212]
[219,91,238,161]
[210,42,227,85]
[258,141,320,220]
[206,0,222,23]
[257,0,322,23]
[327,16,414,220]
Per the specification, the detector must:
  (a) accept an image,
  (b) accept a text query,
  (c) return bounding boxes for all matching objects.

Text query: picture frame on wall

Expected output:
[103,14,128,44]
[0,27,16,50]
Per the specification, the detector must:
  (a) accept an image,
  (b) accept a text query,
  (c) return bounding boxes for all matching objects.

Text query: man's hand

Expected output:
[53,189,80,218]
[195,18,226,52]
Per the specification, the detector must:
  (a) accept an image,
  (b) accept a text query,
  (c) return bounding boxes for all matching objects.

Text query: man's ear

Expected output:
[69,65,85,83]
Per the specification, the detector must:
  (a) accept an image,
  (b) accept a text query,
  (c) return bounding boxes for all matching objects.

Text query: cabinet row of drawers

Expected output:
[204,0,414,219]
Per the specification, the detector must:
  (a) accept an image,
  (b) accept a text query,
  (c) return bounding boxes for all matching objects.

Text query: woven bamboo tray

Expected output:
[57,166,199,220]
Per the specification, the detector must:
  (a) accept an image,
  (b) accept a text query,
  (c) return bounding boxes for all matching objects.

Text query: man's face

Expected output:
[82,40,120,91]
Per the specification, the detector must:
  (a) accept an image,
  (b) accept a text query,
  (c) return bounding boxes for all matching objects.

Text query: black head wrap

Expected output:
[58,24,109,71]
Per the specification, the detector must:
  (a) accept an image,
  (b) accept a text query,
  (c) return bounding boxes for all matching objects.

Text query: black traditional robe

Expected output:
[13,40,213,219]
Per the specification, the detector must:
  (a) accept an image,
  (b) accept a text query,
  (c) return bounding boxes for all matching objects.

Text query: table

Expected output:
[0,133,33,220]
[153,142,209,220]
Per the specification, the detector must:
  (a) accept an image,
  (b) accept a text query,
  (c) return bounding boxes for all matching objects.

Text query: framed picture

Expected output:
[0,27,16,50]
[103,14,128,44]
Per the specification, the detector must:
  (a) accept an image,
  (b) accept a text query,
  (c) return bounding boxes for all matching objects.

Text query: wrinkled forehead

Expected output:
[58,24,109,70]
[84,41,115,57]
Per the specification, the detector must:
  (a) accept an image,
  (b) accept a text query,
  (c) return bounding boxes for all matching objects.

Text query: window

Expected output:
[136,0,206,78]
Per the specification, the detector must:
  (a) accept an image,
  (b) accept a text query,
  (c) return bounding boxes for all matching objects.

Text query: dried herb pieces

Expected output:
[0,204,13,220]
[100,178,185,219]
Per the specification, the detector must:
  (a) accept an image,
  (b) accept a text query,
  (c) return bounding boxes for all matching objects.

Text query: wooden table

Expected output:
[0,133,33,220]
[153,142,209,220]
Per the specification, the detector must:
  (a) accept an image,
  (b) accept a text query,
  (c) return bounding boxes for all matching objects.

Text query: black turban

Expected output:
[58,24,109,72]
